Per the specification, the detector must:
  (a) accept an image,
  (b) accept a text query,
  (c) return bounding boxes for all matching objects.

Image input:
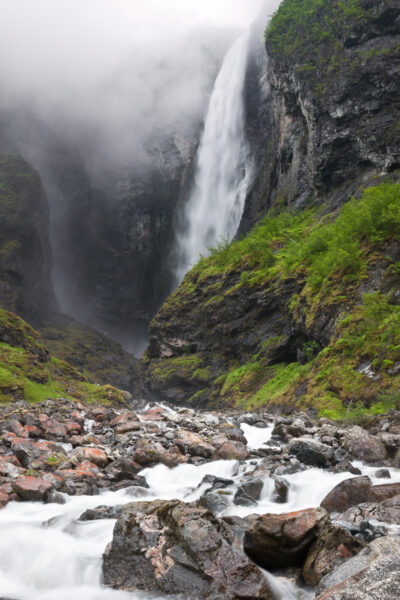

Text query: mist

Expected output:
[0,0,272,170]
[0,0,281,355]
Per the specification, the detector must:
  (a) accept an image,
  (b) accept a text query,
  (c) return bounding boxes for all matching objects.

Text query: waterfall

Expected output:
[174,31,252,283]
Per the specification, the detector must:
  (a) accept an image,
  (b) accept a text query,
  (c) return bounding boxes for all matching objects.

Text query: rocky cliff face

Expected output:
[0,114,199,352]
[0,154,56,324]
[0,151,141,396]
[239,0,400,232]
[143,0,400,416]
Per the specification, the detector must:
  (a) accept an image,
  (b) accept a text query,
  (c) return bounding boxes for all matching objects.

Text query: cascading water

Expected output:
[174,32,252,283]
[2,414,400,599]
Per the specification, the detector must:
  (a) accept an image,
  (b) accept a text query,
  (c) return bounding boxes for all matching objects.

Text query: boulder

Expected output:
[316,536,400,600]
[394,448,400,468]
[134,439,184,468]
[272,476,290,503]
[104,458,142,482]
[382,494,400,507]
[8,420,28,438]
[110,412,137,427]
[370,482,400,503]
[303,521,366,586]
[337,503,400,526]
[114,421,141,434]
[69,446,108,467]
[13,475,53,501]
[175,429,215,459]
[80,505,123,521]
[43,418,68,440]
[233,478,263,506]
[375,469,391,479]
[342,426,387,463]
[287,438,335,467]
[321,476,372,514]
[212,436,248,461]
[243,507,329,569]
[321,478,400,515]
[10,438,65,469]
[103,499,273,599]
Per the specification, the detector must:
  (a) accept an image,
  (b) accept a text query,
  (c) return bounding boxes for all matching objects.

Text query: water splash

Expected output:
[174,32,252,283]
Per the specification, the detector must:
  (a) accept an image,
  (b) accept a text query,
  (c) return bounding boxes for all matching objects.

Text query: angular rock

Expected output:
[317,536,400,599]
[114,421,141,435]
[134,439,184,468]
[69,446,108,467]
[321,476,372,514]
[11,438,65,469]
[0,488,9,508]
[104,458,142,482]
[43,418,68,440]
[243,507,329,569]
[13,475,53,501]
[303,521,366,586]
[8,420,28,439]
[175,429,215,459]
[103,499,273,599]
[370,482,400,503]
[342,426,387,463]
[272,476,290,503]
[234,477,263,506]
[80,505,123,521]
[337,503,400,526]
[287,438,335,468]
[375,468,391,479]
[212,436,248,461]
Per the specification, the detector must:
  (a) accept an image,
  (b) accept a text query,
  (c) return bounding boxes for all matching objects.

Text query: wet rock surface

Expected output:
[0,401,399,598]
[243,507,329,569]
[103,499,273,600]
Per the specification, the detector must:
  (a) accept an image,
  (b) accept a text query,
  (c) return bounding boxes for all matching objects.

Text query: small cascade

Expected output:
[2,412,400,600]
[174,32,252,283]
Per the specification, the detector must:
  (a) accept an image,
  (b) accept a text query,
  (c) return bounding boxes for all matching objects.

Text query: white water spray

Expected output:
[174,31,252,283]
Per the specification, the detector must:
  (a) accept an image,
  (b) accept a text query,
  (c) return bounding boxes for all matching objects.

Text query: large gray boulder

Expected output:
[316,536,400,600]
[341,426,387,463]
[103,499,273,600]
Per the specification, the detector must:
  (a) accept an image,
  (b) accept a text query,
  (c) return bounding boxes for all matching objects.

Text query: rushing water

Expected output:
[1,419,400,599]
[174,31,252,283]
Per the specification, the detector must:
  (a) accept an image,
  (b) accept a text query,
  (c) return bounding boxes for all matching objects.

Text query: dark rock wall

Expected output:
[143,0,400,407]
[239,0,400,234]
[0,154,56,324]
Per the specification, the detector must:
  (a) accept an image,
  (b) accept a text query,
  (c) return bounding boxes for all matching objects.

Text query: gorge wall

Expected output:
[143,0,400,417]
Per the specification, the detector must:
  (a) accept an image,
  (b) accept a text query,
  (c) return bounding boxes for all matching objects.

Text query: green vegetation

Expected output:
[160,182,400,417]
[193,182,400,295]
[0,308,130,406]
[39,315,140,391]
[265,0,370,63]
[264,0,395,98]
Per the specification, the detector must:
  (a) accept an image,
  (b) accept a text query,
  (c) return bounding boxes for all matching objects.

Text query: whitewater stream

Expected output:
[1,421,400,600]
[174,31,252,282]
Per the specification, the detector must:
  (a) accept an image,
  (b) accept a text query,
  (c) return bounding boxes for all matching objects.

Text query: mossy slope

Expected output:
[0,307,131,406]
[144,181,400,416]
[39,314,141,396]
